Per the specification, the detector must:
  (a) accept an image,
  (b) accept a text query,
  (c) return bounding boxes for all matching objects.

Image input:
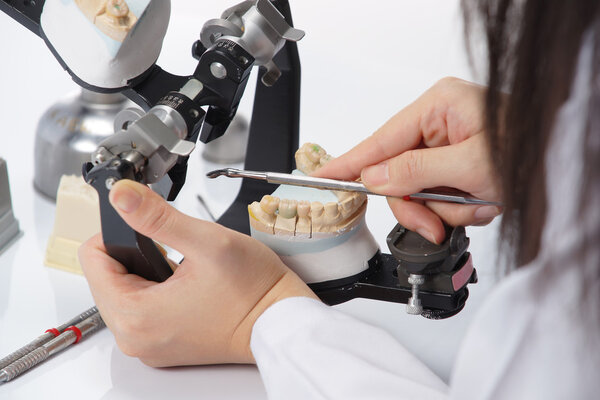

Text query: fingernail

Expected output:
[109,183,142,213]
[362,163,389,187]
[417,228,438,244]
[474,206,501,220]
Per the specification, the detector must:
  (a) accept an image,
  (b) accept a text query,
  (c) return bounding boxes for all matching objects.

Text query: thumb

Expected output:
[108,180,208,256]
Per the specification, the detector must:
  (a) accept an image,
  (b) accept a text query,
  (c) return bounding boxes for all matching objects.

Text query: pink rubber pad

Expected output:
[452,254,474,291]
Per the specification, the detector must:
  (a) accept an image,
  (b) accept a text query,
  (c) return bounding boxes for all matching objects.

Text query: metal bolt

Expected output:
[406,274,425,315]
[105,177,118,190]
[93,154,105,165]
[210,62,227,79]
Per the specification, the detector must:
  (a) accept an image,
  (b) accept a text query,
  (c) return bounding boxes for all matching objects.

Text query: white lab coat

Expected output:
[250,32,600,399]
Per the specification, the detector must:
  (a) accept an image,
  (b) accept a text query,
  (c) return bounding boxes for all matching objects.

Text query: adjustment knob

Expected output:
[406,274,425,315]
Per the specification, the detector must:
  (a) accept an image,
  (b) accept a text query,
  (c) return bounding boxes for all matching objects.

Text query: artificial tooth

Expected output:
[319,154,333,167]
[296,154,315,175]
[295,200,312,237]
[339,196,356,219]
[323,202,343,230]
[310,201,325,232]
[324,201,341,218]
[260,195,280,214]
[339,193,368,218]
[306,144,326,163]
[335,190,353,201]
[248,195,279,234]
[336,200,368,233]
[278,199,298,218]
[274,199,298,235]
[296,143,328,174]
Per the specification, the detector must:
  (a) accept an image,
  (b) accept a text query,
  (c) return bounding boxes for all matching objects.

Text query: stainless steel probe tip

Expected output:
[206,168,245,179]
[206,168,230,179]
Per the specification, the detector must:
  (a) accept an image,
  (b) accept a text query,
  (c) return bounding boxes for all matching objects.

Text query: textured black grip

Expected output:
[84,160,173,282]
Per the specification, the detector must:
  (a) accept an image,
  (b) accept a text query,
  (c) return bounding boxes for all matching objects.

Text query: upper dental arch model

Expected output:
[75,0,138,42]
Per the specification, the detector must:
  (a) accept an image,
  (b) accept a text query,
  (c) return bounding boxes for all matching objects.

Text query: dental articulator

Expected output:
[0,0,479,382]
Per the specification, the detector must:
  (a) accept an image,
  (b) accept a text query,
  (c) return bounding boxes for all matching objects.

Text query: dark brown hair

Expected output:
[462,0,600,268]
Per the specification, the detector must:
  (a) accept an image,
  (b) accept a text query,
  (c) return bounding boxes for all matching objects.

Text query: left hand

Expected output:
[79,179,317,367]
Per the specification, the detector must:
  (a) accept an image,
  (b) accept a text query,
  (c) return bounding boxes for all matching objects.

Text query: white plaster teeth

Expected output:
[250,143,369,237]
[248,195,279,234]
[278,199,298,218]
[319,154,333,168]
[310,201,325,232]
[274,199,298,235]
[295,143,329,175]
[335,190,353,201]
[307,145,326,163]
[339,196,356,219]
[296,200,311,237]
[323,202,343,231]
[261,195,280,214]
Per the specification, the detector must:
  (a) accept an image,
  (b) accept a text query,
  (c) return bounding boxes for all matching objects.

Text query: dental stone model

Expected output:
[45,175,101,274]
[249,143,379,284]
[75,0,138,42]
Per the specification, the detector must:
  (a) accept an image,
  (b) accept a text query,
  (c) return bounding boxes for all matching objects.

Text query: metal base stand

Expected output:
[34,89,132,200]
[0,159,21,253]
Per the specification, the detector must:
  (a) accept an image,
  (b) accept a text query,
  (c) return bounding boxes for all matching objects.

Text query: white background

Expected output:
[0,1,498,399]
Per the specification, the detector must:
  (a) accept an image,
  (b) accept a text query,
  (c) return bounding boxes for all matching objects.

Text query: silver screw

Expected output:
[93,152,105,165]
[105,177,118,190]
[406,274,425,315]
[210,62,227,79]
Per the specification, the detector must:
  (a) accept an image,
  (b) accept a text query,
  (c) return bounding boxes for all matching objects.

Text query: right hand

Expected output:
[314,77,503,244]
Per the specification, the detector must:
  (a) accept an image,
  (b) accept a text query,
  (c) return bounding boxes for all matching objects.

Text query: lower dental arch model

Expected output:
[248,143,379,285]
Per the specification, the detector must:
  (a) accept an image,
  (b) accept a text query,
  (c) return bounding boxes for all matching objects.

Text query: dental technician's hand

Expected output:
[314,77,503,244]
[79,180,318,367]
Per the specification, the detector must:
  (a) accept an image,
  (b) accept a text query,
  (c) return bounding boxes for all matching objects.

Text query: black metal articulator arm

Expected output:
[1,0,302,282]
[82,0,303,282]
[0,0,44,36]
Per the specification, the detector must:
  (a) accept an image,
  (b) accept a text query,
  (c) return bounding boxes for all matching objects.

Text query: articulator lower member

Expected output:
[312,224,477,319]
[245,145,477,319]
[0,0,477,318]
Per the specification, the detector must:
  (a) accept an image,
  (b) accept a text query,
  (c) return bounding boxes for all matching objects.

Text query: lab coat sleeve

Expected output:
[251,297,448,400]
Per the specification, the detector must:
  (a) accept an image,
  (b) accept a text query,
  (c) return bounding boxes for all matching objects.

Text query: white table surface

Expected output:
[0,1,500,399]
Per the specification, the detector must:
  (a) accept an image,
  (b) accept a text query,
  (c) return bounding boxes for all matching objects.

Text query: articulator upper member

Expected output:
[1,0,477,319]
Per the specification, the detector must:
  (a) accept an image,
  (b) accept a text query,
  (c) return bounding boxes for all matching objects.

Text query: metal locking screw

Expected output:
[406,274,425,315]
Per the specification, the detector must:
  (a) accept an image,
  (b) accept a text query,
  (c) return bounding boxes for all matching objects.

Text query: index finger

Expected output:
[313,99,425,180]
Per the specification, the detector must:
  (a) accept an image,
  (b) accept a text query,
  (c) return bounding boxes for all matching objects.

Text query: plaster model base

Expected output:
[0,158,22,254]
[45,175,101,274]
[249,143,379,284]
